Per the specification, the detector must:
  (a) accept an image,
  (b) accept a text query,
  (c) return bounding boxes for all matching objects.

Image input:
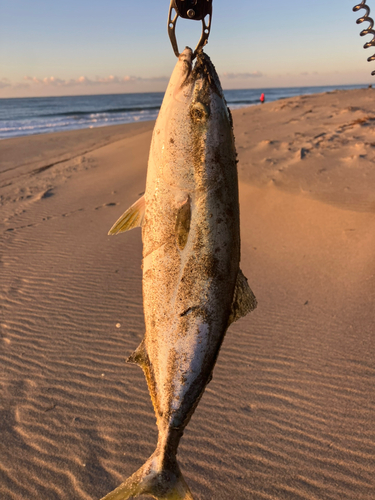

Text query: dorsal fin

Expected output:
[108,195,145,235]
[228,269,257,326]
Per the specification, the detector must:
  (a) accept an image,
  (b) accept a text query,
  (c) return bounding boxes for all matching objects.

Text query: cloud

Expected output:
[95,75,136,84]
[2,71,267,95]
[2,71,263,92]
[144,76,170,83]
[24,75,86,86]
[221,71,263,79]
[24,76,67,85]
[0,78,11,89]
[22,74,168,87]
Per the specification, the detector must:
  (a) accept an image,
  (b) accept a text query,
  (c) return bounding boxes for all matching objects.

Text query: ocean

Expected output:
[0,84,367,140]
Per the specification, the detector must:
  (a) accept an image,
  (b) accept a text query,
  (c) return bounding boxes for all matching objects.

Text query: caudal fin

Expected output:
[99,452,194,500]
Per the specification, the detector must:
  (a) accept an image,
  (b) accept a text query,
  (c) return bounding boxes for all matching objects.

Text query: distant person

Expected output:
[260,93,265,104]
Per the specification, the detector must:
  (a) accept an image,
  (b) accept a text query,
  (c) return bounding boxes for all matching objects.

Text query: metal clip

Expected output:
[168,0,213,58]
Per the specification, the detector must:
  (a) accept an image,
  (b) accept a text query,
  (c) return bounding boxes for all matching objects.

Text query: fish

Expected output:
[102,47,257,500]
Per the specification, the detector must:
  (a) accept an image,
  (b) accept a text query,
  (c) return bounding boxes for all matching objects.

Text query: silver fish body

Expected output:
[103,48,256,500]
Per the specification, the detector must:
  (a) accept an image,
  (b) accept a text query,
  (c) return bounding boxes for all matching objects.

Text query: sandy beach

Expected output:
[1,88,374,500]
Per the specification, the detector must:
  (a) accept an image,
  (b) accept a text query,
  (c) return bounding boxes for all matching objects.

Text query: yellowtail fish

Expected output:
[103,47,256,500]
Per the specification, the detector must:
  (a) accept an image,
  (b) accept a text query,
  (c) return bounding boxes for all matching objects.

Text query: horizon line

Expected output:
[0,82,370,100]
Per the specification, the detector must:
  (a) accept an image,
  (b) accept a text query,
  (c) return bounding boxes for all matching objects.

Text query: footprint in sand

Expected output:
[300,148,310,159]
[256,139,279,149]
[94,202,118,210]
[34,188,54,201]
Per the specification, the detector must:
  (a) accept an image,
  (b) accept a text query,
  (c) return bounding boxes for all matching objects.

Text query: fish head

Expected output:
[161,47,232,139]
[151,48,234,193]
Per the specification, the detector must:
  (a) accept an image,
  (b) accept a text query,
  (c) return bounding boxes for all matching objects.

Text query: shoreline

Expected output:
[0,82,368,101]
[3,87,375,211]
[1,84,369,141]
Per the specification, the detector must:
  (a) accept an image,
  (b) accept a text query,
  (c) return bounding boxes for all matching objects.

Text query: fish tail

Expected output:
[99,451,194,500]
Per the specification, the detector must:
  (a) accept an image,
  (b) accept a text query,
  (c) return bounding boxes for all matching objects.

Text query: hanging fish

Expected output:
[103,47,257,500]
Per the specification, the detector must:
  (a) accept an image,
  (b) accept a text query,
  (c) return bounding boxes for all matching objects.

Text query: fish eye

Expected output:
[190,102,210,123]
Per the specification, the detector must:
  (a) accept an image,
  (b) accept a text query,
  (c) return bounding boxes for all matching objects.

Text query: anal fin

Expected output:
[228,269,257,326]
[108,195,145,235]
[127,340,160,421]
[127,339,147,366]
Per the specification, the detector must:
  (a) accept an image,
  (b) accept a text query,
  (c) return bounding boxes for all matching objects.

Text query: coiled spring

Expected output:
[353,0,375,75]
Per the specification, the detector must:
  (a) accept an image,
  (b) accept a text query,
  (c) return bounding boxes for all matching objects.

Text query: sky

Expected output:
[0,0,374,98]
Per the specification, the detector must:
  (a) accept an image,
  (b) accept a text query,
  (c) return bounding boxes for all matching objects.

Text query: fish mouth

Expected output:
[179,48,219,93]
[188,51,220,120]
[177,47,194,86]
[173,48,222,112]
[192,51,220,92]
[172,48,193,103]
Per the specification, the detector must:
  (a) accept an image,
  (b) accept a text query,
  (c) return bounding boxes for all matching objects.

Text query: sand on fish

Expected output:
[0,88,374,500]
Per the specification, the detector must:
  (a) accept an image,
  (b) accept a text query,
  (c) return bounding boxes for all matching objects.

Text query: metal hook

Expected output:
[168,0,213,59]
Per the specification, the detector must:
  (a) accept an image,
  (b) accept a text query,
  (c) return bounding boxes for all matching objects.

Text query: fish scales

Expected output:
[103,48,256,500]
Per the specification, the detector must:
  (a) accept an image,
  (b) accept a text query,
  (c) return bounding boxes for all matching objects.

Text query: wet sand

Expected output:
[1,88,374,500]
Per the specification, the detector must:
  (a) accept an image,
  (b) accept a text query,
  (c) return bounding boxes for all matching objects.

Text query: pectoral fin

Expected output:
[228,269,257,326]
[108,195,145,235]
[175,197,191,250]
